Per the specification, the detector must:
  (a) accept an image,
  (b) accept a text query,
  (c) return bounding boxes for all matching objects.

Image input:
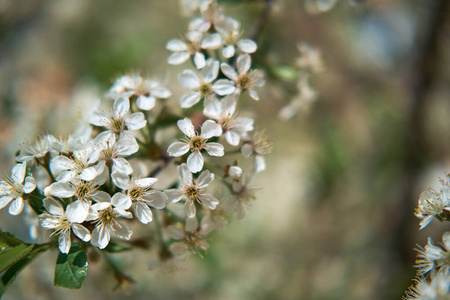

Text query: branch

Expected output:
[248,0,276,41]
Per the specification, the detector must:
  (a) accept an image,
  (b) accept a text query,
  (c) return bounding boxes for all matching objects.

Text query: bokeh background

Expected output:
[1,0,450,299]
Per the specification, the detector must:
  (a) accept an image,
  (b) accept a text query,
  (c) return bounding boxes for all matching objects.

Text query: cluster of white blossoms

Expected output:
[404,174,450,299]
[0,1,272,275]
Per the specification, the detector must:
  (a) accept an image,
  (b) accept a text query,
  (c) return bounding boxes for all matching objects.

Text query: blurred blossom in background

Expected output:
[1,0,450,299]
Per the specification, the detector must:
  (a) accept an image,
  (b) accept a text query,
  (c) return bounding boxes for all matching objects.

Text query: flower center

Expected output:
[199,83,213,97]
[189,136,206,152]
[129,187,143,200]
[110,117,125,132]
[99,207,115,225]
[76,182,91,199]
[237,74,251,90]
[184,186,200,202]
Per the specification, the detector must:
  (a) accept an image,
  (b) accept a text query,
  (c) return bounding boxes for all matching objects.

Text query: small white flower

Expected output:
[16,135,55,164]
[166,216,209,258]
[89,97,146,140]
[223,173,256,219]
[279,77,317,120]
[0,162,36,215]
[108,74,172,111]
[167,31,222,69]
[296,42,324,73]
[415,233,450,277]
[39,198,91,254]
[404,270,450,300]
[50,135,88,156]
[50,147,100,183]
[165,163,219,217]
[111,171,167,224]
[221,54,265,100]
[227,166,243,180]
[241,130,273,173]
[188,1,239,33]
[167,118,224,173]
[415,187,450,229]
[178,59,235,109]
[204,94,254,146]
[86,196,133,249]
[217,27,257,58]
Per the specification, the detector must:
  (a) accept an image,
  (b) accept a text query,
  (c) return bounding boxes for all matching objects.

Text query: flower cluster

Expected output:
[0,0,272,290]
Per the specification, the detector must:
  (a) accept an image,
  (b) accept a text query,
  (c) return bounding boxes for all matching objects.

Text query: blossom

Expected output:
[39,198,91,254]
[50,147,100,183]
[167,31,222,69]
[218,28,257,58]
[223,173,256,219]
[220,54,264,100]
[111,171,167,224]
[204,94,253,146]
[89,97,146,139]
[404,270,450,300]
[108,74,172,111]
[188,1,238,33]
[165,163,219,217]
[295,42,324,73]
[0,162,36,215]
[16,135,55,164]
[415,187,450,229]
[166,216,210,258]
[415,233,450,276]
[178,59,235,110]
[86,196,133,249]
[241,130,273,173]
[167,118,224,173]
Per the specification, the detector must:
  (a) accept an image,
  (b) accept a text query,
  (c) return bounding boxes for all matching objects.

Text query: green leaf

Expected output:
[0,229,26,249]
[24,190,46,215]
[0,255,35,297]
[54,244,88,289]
[270,65,298,82]
[104,241,132,253]
[0,244,34,273]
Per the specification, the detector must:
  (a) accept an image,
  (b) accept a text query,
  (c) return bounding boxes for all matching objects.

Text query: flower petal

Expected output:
[72,224,91,242]
[225,130,240,146]
[200,194,219,210]
[58,230,71,254]
[194,52,206,69]
[125,112,147,130]
[237,54,251,75]
[212,80,235,95]
[177,118,195,138]
[43,197,64,215]
[48,182,75,198]
[204,142,224,157]
[135,177,158,187]
[178,70,201,89]
[223,45,235,58]
[66,200,90,223]
[136,95,156,111]
[11,163,26,184]
[185,200,196,217]
[134,201,153,224]
[111,171,131,190]
[9,197,24,215]
[112,192,132,210]
[201,33,222,49]
[166,39,188,51]
[168,52,190,65]
[167,142,190,157]
[237,39,257,53]
[143,191,167,209]
[165,189,184,203]
[221,63,238,81]
[23,176,36,194]
[112,221,133,240]
[180,92,201,108]
[201,59,219,83]
[186,216,198,233]
[91,225,111,249]
[197,170,214,189]
[113,97,130,119]
[112,158,133,175]
[187,152,204,173]
[178,163,193,186]
[201,120,222,139]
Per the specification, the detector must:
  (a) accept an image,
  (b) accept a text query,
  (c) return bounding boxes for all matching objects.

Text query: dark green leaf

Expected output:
[0,244,34,273]
[0,255,35,297]
[0,229,26,249]
[54,244,88,289]
[104,241,132,253]
[24,190,46,215]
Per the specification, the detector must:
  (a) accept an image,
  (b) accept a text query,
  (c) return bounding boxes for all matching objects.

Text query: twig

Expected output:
[248,0,276,42]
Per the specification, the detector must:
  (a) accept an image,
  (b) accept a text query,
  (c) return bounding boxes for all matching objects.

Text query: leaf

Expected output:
[0,256,35,297]
[270,65,298,82]
[24,190,45,215]
[0,229,26,249]
[54,244,88,289]
[104,241,132,253]
[0,244,34,273]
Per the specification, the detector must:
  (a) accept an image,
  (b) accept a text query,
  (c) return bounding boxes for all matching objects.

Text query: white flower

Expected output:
[178,59,235,109]
[279,77,318,120]
[166,216,209,258]
[296,42,324,73]
[167,118,224,173]
[204,94,254,146]
[167,31,222,69]
[218,27,257,58]
[86,196,133,249]
[16,135,55,164]
[108,74,172,111]
[50,135,88,156]
[45,174,109,223]
[221,54,265,100]
[0,162,36,215]
[241,130,273,173]
[188,1,239,33]
[404,270,450,300]
[223,173,256,219]
[50,147,100,183]
[88,133,138,176]
[111,171,167,224]
[89,97,146,139]
[39,198,91,254]
[164,163,219,217]
[227,165,243,180]
[415,233,450,277]
[415,187,450,229]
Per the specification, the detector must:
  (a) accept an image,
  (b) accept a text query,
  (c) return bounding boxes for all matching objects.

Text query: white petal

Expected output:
[92,191,112,203]
[125,112,147,130]
[221,63,238,81]
[185,200,196,217]
[248,88,260,101]
[203,98,222,119]
[237,39,257,53]
[91,225,111,249]
[112,221,132,240]
[177,118,195,138]
[204,142,224,157]
[194,52,206,69]
[0,196,13,209]
[228,166,243,180]
[187,152,204,173]
[58,230,71,254]
[180,92,201,108]
[201,33,222,49]
[134,202,153,224]
[254,155,266,172]
[200,194,219,210]
[43,198,64,215]
[165,189,184,203]
[9,197,24,215]
[223,45,235,58]
[135,177,158,187]
[197,170,214,189]
[201,59,219,83]
[167,142,190,157]
[241,143,253,157]
[166,225,185,240]
[186,216,199,233]
[80,167,98,182]
[55,171,77,183]
[178,70,201,89]
[201,120,221,139]
[113,97,130,119]
[178,163,193,186]
[225,130,240,146]
[212,80,235,96]
[166,39,188,51]
[237,54,251,75]
[151,86,171,98]
[144,191,167,209]
[51,156,75,173]
[66,200,90,223]
[112,158,133,175]
[111,171,131,190]
[112,193,132,210]
[136,95,156,111]
[72,224,91,242]
[48,182,75,198]
[168,52,190,65]
[11,163,26,184]
[23,177,36,194]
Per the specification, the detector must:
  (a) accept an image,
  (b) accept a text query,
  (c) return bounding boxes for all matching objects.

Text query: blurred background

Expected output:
[1,0,450,299]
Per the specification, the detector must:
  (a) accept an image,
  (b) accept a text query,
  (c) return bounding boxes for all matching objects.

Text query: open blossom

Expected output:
[51,135,87,156]
[167,118,224,173]
[89,97,146,140]
[167,31,222,69]
[204,94,253,146]
[86,197,133,249]
[404,270,450,300]
[415,187,450,229]
[188,1,238,33]
[415,233,450,277]
[221,54,264,100]
[111,171,167,224]
[39,198,91,254]
[16,135,55,164]
[50,147,101,183]
[108,74,171,111]
[218,27,257,58]
[167,216,210,258]
[0,162,36,215]
[241,130,273,173]
[165,163,219,217]
[88,133,138,176]
[45,174,109,223]
[223,173,256,219]
[178,59,235,110]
